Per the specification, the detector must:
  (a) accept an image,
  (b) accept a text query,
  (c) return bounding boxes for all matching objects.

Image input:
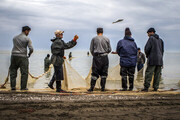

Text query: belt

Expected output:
[94,53,108,57]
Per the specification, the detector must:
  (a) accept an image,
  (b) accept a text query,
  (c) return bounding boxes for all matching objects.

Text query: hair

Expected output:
[22,26,31,32]
[97,28,103,34]
[47,54,50,57]
[125,27,132,36]
[137,48,141,50]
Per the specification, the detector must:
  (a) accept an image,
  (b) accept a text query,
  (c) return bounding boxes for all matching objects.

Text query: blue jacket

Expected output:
[116,36,138,67]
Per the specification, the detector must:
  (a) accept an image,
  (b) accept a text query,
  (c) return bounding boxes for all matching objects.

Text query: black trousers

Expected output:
[91,55,109,79]
[120,66,135,89]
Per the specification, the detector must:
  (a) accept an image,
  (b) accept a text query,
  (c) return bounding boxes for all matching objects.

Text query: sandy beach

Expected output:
[0,89,180,120]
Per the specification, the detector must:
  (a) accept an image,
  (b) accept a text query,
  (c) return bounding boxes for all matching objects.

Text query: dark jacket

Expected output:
[116,36,138,67]
[44,57,51,70]
[51,37,77,66]
[144,34,164,66]
[137,52,146,64]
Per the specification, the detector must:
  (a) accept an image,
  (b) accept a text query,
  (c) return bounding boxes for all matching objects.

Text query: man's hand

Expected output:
[63,56,66,59]
[111,51,117,54]
[28,53,31,58]
[73,35,79,42]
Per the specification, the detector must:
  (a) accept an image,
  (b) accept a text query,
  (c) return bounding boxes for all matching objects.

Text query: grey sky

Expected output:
[0,0,180,51]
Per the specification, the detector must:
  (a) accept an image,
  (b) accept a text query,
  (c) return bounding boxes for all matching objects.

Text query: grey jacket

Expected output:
[145,34,164,66]
[11,33,33,57]
[51,38,77,66]
[90,35,111,56]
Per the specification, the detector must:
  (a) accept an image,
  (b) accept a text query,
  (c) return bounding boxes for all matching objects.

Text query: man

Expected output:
[116,28,137,91]
[48,30,78,92]
[44,54,51,72]
[88,28,111,92]
[10,26,33,90]
[137,48,146,71]
[142,28,164,92]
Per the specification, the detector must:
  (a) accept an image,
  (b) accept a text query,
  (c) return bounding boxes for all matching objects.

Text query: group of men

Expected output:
[9,26,164,92]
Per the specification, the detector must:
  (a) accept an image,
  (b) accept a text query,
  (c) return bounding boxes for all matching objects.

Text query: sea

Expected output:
[0,50,180,90]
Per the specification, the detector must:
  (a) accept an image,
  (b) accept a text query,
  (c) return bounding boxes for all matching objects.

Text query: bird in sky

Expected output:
[112,19,124,24]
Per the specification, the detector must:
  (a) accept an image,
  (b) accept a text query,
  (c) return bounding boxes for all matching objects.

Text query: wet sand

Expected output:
[0,89,180,120]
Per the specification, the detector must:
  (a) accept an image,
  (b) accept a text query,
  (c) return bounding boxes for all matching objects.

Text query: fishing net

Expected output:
[0,59,147,91]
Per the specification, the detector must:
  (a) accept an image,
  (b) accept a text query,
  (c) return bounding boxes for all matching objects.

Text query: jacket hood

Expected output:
[124,36,134,41]
[152,34,159,39]
[51,37,61,42]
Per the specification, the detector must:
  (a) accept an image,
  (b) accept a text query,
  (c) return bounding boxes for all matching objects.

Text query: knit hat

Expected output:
[125,27,131,36]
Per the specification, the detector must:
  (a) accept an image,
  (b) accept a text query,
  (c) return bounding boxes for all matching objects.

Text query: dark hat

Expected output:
[22,26,31,32]
[137,48,141,50]
[97,27,103,33]
[125,27,131,36]
[147,28,156,33]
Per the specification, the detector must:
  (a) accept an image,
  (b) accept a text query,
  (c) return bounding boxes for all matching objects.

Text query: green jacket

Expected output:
[51,37,77,66]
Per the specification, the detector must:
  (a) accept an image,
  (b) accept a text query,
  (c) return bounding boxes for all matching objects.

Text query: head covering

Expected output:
[97,28,103,33]
[55,30,64,35]
[22,26,31,32]
[137,48,141,50]
[147,28,156,33]
[125,27,132,36]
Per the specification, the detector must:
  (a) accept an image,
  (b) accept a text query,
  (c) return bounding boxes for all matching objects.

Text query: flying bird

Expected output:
[112,19,124,24]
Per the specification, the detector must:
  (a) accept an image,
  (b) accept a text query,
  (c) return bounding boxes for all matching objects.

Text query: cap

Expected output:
[55,30,64,35]
[147,28,156,33]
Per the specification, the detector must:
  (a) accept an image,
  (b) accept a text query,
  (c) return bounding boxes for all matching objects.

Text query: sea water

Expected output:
[0,50,180,90]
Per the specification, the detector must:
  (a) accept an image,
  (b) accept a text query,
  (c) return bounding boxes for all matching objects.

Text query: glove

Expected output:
[28,53,31,58]
[73,35,79,42]
[63,56,66,59]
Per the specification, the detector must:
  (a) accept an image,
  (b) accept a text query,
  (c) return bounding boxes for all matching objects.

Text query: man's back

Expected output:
[145,34,164,66]
[90,35,111,55]
[12,33,33,57]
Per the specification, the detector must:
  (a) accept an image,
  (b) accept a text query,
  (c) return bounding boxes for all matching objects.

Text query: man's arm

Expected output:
[144,38,152,58]
[107,38,112,53]
[63,35,78,49]
[28,39,34,57]
[90,38,94,56]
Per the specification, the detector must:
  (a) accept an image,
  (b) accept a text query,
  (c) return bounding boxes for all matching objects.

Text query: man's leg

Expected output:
[120,66,128,91]
[10,56,18,90]
[128,67,135,91]
[48,71,55,89]
[100,56,109,91]
[20,57,29,90]
[143,65,155,90]
[88,56,100,92]
[153,66,162,91]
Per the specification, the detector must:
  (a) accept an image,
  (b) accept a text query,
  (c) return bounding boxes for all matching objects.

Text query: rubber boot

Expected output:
[48,75,55,89]
[87,79,96,92]
[56,81,66,92]
[100,78,106,91]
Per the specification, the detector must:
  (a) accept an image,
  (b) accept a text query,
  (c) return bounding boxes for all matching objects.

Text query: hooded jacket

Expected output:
[116,36,137,67]
[51,37,76,66]
[145,34,164,66]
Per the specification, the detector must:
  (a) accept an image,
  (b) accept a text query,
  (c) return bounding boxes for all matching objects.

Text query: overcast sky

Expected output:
[0,0,180,52]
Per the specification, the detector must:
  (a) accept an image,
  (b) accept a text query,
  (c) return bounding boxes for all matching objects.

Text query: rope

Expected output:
[28,64,53,79]
[0,64,53,89]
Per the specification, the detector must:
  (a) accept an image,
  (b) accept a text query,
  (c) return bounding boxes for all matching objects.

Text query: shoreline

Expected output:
[0,90,180,120]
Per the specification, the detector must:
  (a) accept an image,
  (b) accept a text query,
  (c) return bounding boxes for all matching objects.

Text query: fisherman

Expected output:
[48,30,78,92]
[137,48,146,71]
[10,26,34,90]
[44,54,51,72]
[142,28,164,92]
[116,28,137,91]
[88,28,112,92]
[87,51,90,56]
